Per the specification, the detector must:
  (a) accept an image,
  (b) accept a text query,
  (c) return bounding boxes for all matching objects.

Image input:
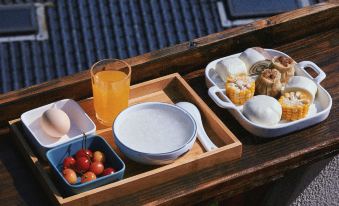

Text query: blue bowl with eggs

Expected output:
[46,135,125,195]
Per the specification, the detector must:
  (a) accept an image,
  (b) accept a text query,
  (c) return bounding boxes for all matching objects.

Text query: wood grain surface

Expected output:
[0,3,338,206]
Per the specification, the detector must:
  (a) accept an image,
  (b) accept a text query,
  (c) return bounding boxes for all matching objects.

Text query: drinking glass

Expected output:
[91,59,131,126]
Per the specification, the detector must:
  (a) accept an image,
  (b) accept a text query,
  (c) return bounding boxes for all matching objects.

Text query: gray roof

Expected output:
[0,0,222,93]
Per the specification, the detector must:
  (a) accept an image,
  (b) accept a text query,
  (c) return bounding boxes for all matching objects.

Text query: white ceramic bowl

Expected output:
[21,99,96,159]
[113,102,197,165]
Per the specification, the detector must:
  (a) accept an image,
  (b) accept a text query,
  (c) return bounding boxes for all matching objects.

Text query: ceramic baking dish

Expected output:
[206,49,332,137]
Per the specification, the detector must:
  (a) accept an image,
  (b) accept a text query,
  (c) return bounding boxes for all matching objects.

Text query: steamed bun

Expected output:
[243,95,282,126]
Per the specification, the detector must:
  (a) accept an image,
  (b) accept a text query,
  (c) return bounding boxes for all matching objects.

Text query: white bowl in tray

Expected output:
[113,102,197,165]
[205,49,332,138]
[21,99,96,159]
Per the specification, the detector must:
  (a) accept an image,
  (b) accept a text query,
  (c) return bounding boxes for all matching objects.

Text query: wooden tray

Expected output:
[9,73,242,206]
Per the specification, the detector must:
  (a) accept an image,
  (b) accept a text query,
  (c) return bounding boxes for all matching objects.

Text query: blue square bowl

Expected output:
[46,135,125,195]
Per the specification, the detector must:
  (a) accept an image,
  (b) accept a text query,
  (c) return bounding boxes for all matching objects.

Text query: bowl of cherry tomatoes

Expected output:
[46,135,125,195]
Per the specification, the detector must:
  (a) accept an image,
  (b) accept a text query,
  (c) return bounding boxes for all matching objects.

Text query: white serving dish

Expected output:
[113,102,197,165]
[205,49,332,138]
[21,99,96,158]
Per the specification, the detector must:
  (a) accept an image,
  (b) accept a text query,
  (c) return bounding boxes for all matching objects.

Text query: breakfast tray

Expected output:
[9,73,242,206]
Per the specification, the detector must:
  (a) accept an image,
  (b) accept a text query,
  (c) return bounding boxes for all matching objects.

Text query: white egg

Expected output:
[40,108,71,138]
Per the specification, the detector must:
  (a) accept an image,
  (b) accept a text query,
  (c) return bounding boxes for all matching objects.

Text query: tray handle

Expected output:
[208,86,236,110]
[297,61,326,84]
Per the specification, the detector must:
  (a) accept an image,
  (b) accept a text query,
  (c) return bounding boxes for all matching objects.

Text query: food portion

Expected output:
[63,168,77,185]
[215,47,318,125]
[212,47,321,124]
[239,47,272,75]
[89,161,104,176]
[81,171,97,183]
[279,91,310,121]
[215,57,247,82]
[279,76,317,121]
[62,148,115,185]
[226,75,255,105]
[40,108,71,138]
[255,69,282,97]
[243,95,282,126]
[75,156,91,173]
[283,76,317,103]
[93,151,105,163]
[63,156,76,169]
[76,149,93,160]
[102,168,116,176]
[271,56,295,84]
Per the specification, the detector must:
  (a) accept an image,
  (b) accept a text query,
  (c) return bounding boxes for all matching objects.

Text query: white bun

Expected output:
[215,57,247,82]
[243,95,282,126]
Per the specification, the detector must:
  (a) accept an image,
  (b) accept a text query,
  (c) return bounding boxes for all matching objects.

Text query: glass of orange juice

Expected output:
[90,59,131,126]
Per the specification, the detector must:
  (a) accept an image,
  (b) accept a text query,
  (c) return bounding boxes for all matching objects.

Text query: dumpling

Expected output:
[271,56,295,84]
[255,68,282,98]
[243,95,282,126]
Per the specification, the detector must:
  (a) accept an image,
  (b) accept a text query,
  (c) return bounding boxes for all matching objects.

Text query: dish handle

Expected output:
[296,61,326,84]
[208,86,236,110]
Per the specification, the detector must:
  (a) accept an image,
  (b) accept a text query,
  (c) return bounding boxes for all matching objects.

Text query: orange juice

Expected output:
[92,70,130,126]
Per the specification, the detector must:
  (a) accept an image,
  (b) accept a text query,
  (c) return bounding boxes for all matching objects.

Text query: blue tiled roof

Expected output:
[0,0,223,93]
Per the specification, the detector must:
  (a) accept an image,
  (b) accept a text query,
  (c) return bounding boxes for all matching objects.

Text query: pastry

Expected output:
[215,57,247,82]
[239,47,272,75]
[271,56,295,84]
[255,68,282,97]
[243,95,282,126]
[225,75,255,105]
[279,91,310,121]
[283,76,317,103]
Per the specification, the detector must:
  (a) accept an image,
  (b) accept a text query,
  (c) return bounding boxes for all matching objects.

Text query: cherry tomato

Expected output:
[89,161,104,175]
[75,157,90,173]
[81,171,96,183]
[102,167,116,176]
[75,149,93,160]
[63,156,76,169]
[63,168,77,184]
[92,151,105,163]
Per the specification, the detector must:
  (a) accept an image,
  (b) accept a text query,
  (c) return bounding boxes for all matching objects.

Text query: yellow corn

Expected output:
[226,76,255,105]
[279,94,310,121]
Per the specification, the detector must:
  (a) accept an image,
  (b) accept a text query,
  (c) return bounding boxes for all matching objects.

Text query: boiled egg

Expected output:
[40,108,71,138]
